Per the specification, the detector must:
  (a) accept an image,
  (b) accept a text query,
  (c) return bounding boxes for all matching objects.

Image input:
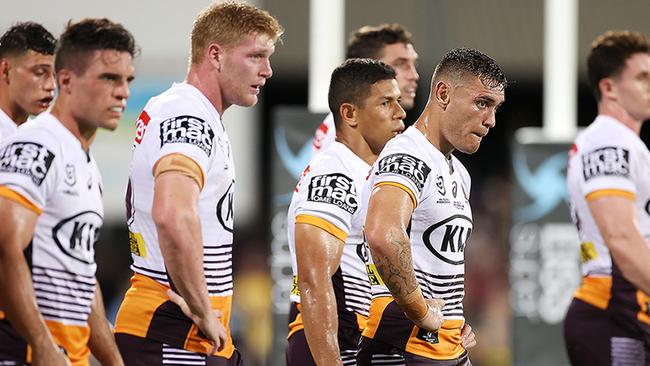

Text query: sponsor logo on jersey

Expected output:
[134,110,151,145]
[0,142,55,186]
[416,328,440,344]
[436,175,446,196]
[217,180,234,233]
[53,210,103,264]
[307,173,358,214]
[160,115,215,156]
[64,164,76,186]
[582,146,630,181]
[422,214,473,265]
[377,153,431,192]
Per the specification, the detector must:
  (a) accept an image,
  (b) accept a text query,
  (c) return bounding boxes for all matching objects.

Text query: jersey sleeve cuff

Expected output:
[585,189,635,202]
[295,214,348,242]
[374,181,417,208]
[0,186,42,214]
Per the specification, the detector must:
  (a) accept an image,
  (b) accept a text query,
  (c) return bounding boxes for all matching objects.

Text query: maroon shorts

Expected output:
[115,333,244,366]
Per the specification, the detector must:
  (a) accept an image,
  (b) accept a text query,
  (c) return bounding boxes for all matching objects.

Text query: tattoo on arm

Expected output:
[374,235,419,300]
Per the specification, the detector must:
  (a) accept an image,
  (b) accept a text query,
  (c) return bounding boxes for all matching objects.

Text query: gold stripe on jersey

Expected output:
[295,214,348,242]
[362,296,393,339]
[356,313,368,331]
[44,320,90,366]
[0,186,42,214]
[154,153,205,191]
[404,319,465,360]
[585,189,635,202]
[114,273,235,358]
[637,291,650,325]
[374,182,417,208]
[363,297,465,359]
[574,276,612,310]
[287,303,304,338]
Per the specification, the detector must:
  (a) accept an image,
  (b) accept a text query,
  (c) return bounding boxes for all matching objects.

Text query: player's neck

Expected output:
[335,132,377,165]
[0,94,28,125]
[598,100,643,135]
[50,101,95,152]
[414,105,454,157]
[186,64,227,115]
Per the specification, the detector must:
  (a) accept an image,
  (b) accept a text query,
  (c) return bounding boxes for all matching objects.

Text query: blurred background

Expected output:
[4,0,650,365]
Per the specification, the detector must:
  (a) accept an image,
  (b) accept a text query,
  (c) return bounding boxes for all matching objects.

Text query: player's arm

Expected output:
[151,154,226,354]
[364,184,444,332]
[0,196,69,366]
[589,193,650,294]
[295,220,345,366]
[87,284,123,366]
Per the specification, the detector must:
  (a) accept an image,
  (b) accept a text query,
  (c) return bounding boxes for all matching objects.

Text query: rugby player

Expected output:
[0,18,136,366]
[360,48,506,365]
[113,2,283,365]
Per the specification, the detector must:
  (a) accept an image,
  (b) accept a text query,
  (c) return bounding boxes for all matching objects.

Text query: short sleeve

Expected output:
[579,143,636,199]
[370,152,432,207]
[0,137,60,211]
[293,165,358,241]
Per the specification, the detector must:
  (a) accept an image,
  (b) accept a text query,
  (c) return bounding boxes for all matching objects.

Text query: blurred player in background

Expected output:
[312,23,419,155]
[360,48,505,365]
[564,30,650,366]
[0,22,56,140]
[113,2,283,365]
[286,58,406,365]
[0,18,136,366]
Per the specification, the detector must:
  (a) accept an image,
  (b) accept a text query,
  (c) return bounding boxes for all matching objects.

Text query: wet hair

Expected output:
[588,30,650,100]
[55,18,137,74]
[433,48,507,90]
[346,23,413,59]
[0,21,56,58]
[328,58,397,126]
[190,1,283,64]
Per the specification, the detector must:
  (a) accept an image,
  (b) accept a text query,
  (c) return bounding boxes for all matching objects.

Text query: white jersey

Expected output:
[288,141,372,316]
[0,108,17,142]
[364,126,472,320]
[0,112,103,361]
[312,113,336,155]
[568,115,650,276]
[126,82,235,297]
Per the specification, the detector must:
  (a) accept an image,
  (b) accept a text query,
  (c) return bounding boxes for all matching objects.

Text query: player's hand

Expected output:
[461,322,476,349]
[31,342,71,366]
[413,298,445,332]
[167,289,227,354]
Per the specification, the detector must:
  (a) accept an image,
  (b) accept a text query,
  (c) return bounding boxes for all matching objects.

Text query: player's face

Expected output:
[219,33,275,108]
[5,50,55,117]
[378,43,419,110]
[71,50,134,131]
[610,52,650,121]
[440,75,504,155]
[357,78,406,154]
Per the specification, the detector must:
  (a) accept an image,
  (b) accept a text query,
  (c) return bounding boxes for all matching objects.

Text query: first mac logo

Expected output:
[0,142,55,186]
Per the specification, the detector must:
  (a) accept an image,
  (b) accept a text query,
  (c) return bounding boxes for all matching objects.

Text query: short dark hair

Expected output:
[433,48,507,91]
[587,30,650,100]
[55,18,138,74]
[328,58,397,126]
[0,22,56,58]
[346,23,413,59]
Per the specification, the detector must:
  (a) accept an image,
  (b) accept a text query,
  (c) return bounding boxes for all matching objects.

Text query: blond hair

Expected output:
[190,1,283,64]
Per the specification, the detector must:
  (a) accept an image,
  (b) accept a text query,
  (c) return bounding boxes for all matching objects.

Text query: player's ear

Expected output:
[0,59,10,84]
[57,69,73,95]
[206,43,224,72]
[339,102,358,127]
[598,77,616,100]
[434,80,450,110]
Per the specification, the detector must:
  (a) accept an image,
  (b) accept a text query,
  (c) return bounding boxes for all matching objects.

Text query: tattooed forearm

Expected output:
[373,233,419,302]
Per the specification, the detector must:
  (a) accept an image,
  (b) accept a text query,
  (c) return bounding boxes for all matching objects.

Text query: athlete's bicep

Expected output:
[587,193,639,247]
[365,184,414,244]
[0,196,39,252]
[295,221,345,284]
